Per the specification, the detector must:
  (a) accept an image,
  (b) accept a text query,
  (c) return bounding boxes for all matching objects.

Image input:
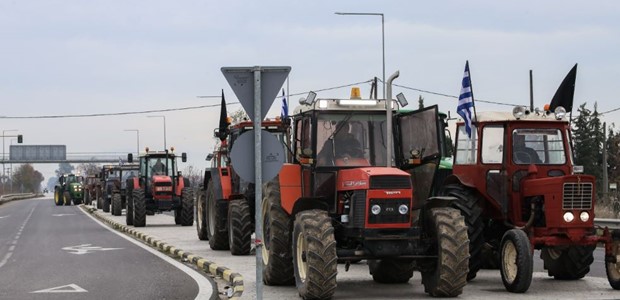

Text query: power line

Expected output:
[389,82,519,107]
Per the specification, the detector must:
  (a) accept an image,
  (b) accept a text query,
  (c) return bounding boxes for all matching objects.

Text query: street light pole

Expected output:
[124,129,140,157]
[335,12,385,99]
[9,138,16,193]
[147,116,167,150]
[2,129,18,184]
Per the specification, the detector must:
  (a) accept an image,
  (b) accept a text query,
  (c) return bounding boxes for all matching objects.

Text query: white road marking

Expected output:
[52,213,76,217]
[0,206,35,269]
[80,207,213,300]
[0,215,10,219]
[30,284,87,293]
[62,244,123,255]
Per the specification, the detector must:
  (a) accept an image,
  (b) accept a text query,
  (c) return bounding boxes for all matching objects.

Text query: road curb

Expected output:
[80,205,244,299]
[0,193,41,206]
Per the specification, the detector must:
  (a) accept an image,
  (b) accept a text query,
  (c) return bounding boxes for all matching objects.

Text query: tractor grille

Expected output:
[369,176,411,190]
[562,182,593,210]
[350,190,367,228]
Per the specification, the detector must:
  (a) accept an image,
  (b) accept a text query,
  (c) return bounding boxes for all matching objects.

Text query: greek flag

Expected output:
[457,61,475,138]
[280,89,288,120]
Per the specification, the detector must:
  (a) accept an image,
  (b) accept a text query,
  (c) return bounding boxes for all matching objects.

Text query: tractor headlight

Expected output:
[398,204,409,215]
[554,106,567,120]
[371,204,381,215]
[563,212,575,223]
[580,211,590,222]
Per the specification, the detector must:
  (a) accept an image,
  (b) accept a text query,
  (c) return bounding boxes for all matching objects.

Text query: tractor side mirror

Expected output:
[128,153,133,163]
[206,154,214,161]
[182,152,187,162]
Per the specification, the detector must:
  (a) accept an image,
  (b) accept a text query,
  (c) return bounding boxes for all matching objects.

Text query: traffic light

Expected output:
[17,134,22,143]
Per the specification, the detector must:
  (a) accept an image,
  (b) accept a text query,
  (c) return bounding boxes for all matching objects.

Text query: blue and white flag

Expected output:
[457,61,475,138]
[280,89,288,120]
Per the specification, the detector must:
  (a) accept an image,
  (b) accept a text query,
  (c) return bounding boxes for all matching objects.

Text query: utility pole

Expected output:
[603,122,609,204]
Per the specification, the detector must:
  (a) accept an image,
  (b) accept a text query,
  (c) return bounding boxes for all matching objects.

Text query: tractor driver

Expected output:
[317,121,364,165]
[512,134,541,164]
[152,158,166,175]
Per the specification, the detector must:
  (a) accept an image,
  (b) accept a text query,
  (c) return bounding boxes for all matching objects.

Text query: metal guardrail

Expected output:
[0,193,38,205]
[595,218,620,230]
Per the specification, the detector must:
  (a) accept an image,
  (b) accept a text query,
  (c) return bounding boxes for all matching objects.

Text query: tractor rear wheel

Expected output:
[438,183,484,280]
[103,196,110,213]
[499,229,532,293]
[206,181,228,249]
[228,199,252,255]
[261,177,295,285]
[369,258,415,283]
[180,187,194,226]
[96,189,102,210]
[421,207,469,297]
[126,192,134,226]
[84,191,91,206]
[606,238,620,289]
[292,210,337,299]
[133,189,146,227]
[174,209,182,225]
[112,193,122,216]
[541,246,594,280]
[196,190,208,240]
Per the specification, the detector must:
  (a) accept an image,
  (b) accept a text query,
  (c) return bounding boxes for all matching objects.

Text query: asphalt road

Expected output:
[93,203,620,300]
[0,197,213,300]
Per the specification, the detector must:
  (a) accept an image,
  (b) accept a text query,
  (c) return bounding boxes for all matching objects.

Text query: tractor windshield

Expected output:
[147,156,176,176]
[316,113,387,167]
[512,128,566,165]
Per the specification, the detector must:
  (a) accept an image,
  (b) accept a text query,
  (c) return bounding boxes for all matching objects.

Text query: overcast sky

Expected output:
[1,0,619,182]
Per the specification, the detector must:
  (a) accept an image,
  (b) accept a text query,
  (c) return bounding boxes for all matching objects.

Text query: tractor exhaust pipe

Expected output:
[386,71,400,168]
[509,202,537,231]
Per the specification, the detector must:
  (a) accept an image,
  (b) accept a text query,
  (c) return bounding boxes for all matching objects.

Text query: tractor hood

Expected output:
[152,175,172,184]
[337,167,411,191]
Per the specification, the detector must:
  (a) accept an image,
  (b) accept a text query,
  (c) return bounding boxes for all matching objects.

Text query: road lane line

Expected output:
[0,206,36,269]
[80,207,213,300]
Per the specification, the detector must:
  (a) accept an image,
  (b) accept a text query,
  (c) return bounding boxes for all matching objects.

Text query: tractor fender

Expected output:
[424,196,459,210]
[207,168,231,201]
[291,197,330,216]
[443,174,476,189]
[175,175,189,195]
[277,164,302,215]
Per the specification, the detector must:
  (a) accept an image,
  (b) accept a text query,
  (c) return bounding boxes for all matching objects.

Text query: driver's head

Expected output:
[156,158,162,163]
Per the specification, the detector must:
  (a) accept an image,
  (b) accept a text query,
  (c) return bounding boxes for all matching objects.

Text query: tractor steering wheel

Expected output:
[513,151,534,164]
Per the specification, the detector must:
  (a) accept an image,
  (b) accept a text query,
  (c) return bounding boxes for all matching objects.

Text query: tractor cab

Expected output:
[129,149,186,201]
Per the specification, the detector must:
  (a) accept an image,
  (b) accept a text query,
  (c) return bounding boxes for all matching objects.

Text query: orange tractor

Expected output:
[439,107,620,292]
[259,87,470,299]
[196,118,290,255]
[125,148,193,227]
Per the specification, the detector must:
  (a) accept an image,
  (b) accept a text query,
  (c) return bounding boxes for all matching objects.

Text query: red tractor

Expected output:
[196,118,290,255]
[126,148,193,227]
[259,88,470,299]
[439,107,620,292]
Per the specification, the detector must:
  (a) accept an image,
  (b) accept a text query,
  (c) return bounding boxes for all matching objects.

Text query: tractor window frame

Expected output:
[454,124,478,165]
[481,125,504,164]
[511,128,566,165]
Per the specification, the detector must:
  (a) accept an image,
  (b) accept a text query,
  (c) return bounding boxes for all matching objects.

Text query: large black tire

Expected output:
[96,189,102,210]
[84,190,91,206]
[438,184,484,280]
[73,195,82,205]
[369,258,415,283]
[63,192,71,206]
[421,207,469,297]
[112,193,122,216]
[180,187,194,226]
[541,246,594,280]
[228,199,252,255]
[606,238,620,289]
[103,195,110,213]
[174,209,182,225]
[54,190,63,206]
[126,191,134,226]
[206,181,229,250]
[292,210,337,299]
[499,229,532,293]
[261,177,295,285]
[133,189,146,227]
[196,189,208,240]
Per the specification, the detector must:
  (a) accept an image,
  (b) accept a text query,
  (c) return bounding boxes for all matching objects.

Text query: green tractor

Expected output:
[54,174,84,206]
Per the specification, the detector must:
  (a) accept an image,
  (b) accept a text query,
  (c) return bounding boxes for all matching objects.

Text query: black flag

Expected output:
[218,89,229,141]
[549,64,577,112]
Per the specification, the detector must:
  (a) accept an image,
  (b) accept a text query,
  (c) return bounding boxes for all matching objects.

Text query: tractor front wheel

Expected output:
[207,181,229,250]
[228,199,252,255]
[196,190,208,240]
[126,192,134,226]
[369,258,414,283]
[541,246,594,280]
[103,196,110,213]
[500,229,532,293]
[421,207,469,297]
[261,177,294,285]
[112,193,122,216]
[54,190,62,206]
[180,187,194,226]
[133,189,146,227]
[607,237,620,289]
[63,192,71,206]
[292,210,337,300]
